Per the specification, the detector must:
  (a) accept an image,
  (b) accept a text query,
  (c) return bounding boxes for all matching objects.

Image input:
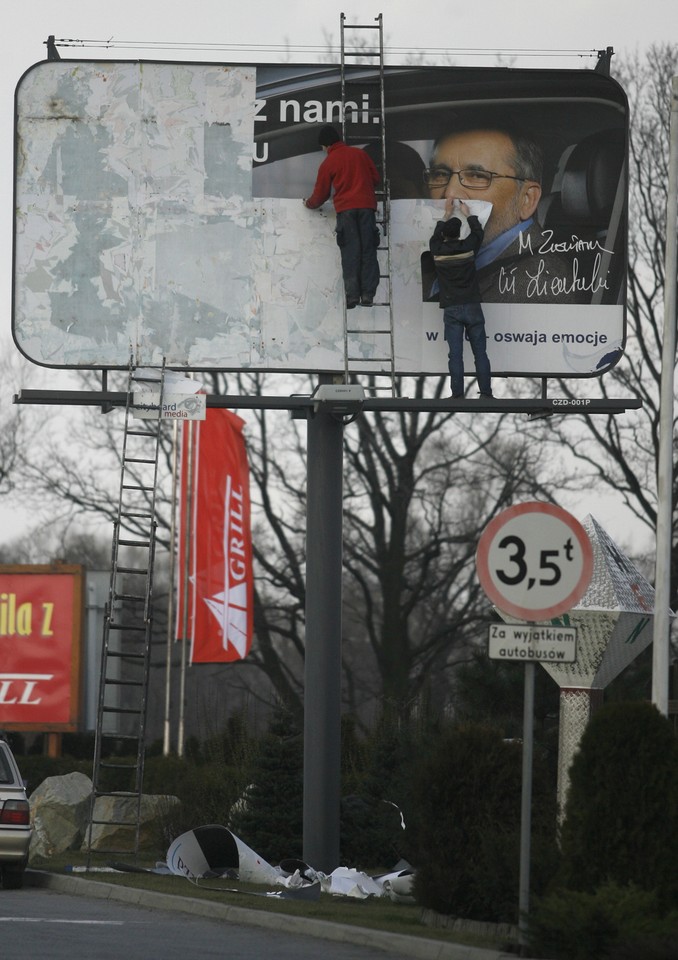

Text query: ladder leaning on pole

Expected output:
[85,360,166,867]
[340,12,396,396]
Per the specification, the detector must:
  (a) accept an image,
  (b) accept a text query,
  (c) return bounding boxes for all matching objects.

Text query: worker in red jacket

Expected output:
[304,125,380,309]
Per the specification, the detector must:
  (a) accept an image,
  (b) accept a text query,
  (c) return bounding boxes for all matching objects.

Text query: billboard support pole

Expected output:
[652,75,678,715]
[303,375,344,872]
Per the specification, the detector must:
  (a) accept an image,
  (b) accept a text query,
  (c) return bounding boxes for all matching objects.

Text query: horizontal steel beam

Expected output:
[13,388,642,416]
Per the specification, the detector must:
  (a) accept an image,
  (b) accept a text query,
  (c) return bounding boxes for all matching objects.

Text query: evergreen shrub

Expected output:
[410,721,559,924]
[340,709,424,869]
[527,883,678,960]
[559,700,678,908]
[227,705,304,863]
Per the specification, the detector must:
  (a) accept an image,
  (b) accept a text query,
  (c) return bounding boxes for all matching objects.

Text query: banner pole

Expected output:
[652,75,678,714]
[177,420,195,757]
[163,419,179,757]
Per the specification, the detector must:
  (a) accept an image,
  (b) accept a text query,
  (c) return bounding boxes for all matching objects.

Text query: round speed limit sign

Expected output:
[476,502,594,621]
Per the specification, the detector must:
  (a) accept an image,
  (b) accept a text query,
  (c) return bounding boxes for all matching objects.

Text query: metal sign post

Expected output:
[519,657,535,953]
[477,502,592,951]
[488,619,578,951]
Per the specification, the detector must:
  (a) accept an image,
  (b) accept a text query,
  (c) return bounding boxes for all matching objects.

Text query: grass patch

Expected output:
[29,852,510,950]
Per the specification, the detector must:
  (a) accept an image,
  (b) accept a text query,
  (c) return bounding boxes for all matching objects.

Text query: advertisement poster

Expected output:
[176,410,253,664]
[0,565,83,730]
[14,60,627,377]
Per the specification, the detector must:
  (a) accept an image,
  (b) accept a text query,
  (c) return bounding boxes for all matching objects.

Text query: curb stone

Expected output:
[27,869,519,960]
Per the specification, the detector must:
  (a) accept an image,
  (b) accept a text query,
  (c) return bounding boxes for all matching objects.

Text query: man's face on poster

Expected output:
[426,129,542,244]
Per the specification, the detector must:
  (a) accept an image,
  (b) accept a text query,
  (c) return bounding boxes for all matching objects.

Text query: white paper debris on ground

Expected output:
[164,825,416,902]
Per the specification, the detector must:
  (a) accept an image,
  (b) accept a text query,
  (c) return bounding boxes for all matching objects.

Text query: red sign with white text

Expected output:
[176,411,253,663]
[0,566,83,730]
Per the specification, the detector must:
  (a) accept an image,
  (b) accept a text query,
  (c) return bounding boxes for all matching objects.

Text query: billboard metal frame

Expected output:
[13,56,629,379]
[14,387,641,417]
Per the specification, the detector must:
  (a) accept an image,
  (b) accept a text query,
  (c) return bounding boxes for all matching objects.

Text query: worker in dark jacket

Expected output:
[304,125,380,309]
[430,198,492,398]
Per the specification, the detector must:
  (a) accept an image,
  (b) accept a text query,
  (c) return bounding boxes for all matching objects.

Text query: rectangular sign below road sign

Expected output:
[488,623,578,663]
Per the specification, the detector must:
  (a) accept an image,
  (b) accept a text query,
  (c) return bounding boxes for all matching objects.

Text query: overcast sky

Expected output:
[1,1,673,549]
[5,0,670,71]
[5,0,670,353]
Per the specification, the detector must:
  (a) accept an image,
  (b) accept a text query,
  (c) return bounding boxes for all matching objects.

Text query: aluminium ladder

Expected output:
[85,361,166,866]
[340,12,396,396]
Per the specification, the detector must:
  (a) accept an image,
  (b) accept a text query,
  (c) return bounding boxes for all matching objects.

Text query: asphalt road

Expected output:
[12,871,517,960]
[0,887,393,960]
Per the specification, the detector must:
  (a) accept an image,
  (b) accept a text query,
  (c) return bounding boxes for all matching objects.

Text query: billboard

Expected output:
[13,60,627,377]
[0,565,83,731]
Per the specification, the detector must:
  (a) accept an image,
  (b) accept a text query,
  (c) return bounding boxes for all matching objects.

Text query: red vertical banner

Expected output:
[176,410,253,663]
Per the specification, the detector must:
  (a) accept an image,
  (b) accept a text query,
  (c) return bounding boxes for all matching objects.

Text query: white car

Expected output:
[0,739,32,889]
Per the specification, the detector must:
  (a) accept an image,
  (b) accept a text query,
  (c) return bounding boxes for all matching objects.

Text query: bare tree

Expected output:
[341,378,553,711]
[13,368,176,550]
[0,527,111,567]
[5,359,558,721]
[0,349,36,499]
[207,373,554,721]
